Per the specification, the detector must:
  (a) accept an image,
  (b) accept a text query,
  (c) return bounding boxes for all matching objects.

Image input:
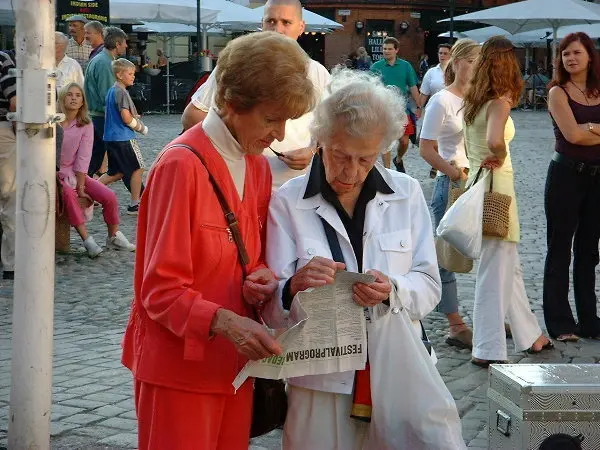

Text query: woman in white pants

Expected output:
[462,36,552,367]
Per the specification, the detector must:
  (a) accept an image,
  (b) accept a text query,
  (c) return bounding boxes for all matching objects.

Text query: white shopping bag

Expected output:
[435,171,487,259]
[364,295,466,450]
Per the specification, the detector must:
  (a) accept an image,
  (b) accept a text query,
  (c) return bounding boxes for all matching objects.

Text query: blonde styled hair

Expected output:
[58,83,91,127]
[214,31,315,119]
[444,38,480,86]
[112,58,135,77]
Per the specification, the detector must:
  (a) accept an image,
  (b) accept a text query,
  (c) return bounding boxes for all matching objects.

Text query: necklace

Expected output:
[570,81,590,105]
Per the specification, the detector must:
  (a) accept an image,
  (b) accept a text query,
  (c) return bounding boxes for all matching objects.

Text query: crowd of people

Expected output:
[3,0,600,447]
[127,0,600,447]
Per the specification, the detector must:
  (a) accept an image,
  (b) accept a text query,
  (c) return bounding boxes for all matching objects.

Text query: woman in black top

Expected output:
[544,32,600,341]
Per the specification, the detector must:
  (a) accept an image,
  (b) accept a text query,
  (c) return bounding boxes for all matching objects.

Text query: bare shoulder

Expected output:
[548,85,566,99]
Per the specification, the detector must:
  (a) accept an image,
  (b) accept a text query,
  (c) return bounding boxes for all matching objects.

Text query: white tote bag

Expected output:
[436,171,487,259]
[364,296,466,450]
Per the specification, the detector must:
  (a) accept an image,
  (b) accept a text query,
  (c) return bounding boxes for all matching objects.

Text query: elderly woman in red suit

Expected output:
[121,32,316,449]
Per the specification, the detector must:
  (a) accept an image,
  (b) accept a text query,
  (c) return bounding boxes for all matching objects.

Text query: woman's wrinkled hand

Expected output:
[290,256,346,298]
[353,269,392,307]
[243,268,278,307]
[211,309,282,361]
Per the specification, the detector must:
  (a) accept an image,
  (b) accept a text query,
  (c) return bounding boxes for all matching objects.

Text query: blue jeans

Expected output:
[431,175,459,314]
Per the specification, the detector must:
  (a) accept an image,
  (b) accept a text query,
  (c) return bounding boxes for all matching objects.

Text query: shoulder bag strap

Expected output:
[319,218,346,265]
[164,143,250,278]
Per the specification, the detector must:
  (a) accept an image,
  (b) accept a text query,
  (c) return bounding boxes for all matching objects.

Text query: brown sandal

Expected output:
[471,358,507,368]
[556,333,579,342]
[446,329,473,350]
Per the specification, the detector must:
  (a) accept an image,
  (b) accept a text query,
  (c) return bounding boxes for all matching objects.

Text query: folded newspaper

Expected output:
[233,271,374,390]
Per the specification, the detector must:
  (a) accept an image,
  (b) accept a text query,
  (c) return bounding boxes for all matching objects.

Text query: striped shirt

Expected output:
[67,38,92,70]
[0,51,16,118]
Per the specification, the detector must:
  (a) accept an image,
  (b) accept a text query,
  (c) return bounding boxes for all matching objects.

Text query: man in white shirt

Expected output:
[419,43,451,105]
[181,0,330,189]
[55,32,84,93]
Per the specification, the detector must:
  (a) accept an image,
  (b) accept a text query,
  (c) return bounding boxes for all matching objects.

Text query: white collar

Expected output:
[202,107,244,161]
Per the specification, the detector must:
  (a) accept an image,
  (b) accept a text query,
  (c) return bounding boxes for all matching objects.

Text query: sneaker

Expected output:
[127,204,139,215]
[83,236,103,258]
[2,270,14,280]
[106,231,136,252]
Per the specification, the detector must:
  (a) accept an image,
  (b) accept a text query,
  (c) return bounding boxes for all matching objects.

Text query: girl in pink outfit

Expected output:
[58,83,135,257]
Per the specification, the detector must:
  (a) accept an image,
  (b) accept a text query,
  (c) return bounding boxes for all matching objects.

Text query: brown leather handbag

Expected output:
[171,143,287,438]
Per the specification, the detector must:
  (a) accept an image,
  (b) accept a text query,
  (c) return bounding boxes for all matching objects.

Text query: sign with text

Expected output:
[366,35,384,62]
[57,0,109,25]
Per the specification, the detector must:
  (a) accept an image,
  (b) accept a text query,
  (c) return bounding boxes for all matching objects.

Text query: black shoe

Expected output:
[3,271,14,280]
[393,157,406,173]
[127,204,139,215]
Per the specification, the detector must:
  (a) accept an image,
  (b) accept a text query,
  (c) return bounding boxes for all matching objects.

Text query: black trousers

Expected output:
[543,159,600,338]
[87,116,106,177]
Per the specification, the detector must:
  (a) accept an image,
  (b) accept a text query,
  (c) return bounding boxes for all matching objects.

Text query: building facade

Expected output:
[300,0,516,69]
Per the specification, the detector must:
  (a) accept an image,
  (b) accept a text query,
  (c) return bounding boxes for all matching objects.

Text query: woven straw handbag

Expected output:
[447,168,511,239]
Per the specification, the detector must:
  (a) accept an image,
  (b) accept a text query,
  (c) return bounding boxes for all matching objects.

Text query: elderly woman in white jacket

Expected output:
[264,69,465,450]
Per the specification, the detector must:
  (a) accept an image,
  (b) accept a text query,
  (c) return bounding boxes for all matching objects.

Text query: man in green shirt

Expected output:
[84,26,127,177]
[370,37,421,171]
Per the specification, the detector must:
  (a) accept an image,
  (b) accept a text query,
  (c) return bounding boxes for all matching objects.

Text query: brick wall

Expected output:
[319,7,425,70]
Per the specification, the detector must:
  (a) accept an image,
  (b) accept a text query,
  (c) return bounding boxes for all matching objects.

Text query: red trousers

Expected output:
[135,379,253,449]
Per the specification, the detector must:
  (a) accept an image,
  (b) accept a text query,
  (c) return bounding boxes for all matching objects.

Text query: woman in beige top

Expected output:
[462,36,551,367]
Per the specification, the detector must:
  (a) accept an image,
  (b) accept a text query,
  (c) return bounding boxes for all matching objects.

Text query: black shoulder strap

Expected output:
[320,218,346,265]
[164,143,249,278]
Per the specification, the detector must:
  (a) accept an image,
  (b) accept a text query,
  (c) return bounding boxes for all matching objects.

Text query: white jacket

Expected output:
[264,163,442,395]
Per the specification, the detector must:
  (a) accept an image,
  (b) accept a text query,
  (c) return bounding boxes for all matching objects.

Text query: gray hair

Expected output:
[103,26,127,50]
[84,20,104,34]
[55,32,68,48]
[310,67,407,152]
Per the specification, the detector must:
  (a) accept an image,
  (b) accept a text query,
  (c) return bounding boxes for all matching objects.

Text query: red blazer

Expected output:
[122,124,272,394]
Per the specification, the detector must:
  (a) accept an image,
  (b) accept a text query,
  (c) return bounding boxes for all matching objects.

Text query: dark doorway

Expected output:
[298,32,326,65]
[365,19,395,63]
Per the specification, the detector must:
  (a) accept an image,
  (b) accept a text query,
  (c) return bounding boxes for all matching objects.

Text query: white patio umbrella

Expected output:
[512,23,600,42]
[438,26,509,43]
[202,0,260,32]
[133,22,229,36]
[440,0,600,54]
[111,0,219,25]
[249,6,343,33]
[0,0,12,26]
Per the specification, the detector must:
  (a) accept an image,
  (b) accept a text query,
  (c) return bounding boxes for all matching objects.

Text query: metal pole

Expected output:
[196,0,202,72]
[8,0,57,447]
[449,0,456,44]
[202,27,211,72]
[166,59,171,115]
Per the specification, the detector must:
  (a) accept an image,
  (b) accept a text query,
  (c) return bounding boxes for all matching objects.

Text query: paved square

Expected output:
[0,111,598,449]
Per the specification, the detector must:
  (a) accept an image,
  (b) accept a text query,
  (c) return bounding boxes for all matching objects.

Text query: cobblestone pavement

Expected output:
[0,111,598,449]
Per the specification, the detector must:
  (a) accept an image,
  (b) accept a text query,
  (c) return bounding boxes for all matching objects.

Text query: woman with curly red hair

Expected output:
[544,32,600,342]
[462,36,551,367]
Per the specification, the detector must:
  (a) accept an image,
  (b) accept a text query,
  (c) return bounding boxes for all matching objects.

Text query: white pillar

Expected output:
[8,0,56,448]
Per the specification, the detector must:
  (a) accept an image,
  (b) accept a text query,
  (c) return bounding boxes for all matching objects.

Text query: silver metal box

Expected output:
[487,364,600,450]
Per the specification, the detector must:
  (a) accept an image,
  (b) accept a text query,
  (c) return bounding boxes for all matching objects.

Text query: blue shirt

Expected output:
[104,84,135,142]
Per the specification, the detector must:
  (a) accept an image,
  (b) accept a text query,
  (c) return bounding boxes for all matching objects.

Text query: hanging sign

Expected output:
[366,33,385,62]
[57,0,110,25]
